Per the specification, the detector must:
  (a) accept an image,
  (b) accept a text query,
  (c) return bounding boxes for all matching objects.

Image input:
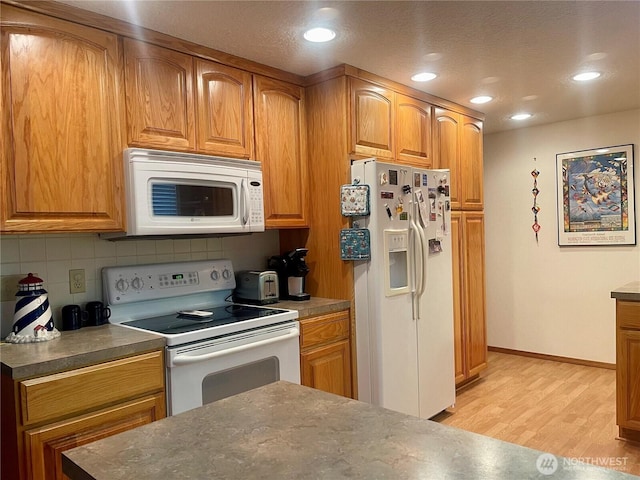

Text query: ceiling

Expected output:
[58,0,640,135]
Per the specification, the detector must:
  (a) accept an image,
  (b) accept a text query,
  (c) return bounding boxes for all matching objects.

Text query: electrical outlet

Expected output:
[69,269,86,294]
[1,275,24,302]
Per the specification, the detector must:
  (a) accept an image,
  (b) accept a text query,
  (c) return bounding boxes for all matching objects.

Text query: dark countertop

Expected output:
[270,297,350,319]
[0,325,165,380]
[0,298,348,380]
[63,381,636,480]
[611,282,640,301]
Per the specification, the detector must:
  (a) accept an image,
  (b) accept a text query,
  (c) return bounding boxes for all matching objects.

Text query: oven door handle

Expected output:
[172,328,299,365]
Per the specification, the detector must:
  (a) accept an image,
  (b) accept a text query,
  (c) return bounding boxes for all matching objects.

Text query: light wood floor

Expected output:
[432,351,640,477]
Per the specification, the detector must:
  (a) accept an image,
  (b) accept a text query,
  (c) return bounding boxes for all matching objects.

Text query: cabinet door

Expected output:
[433,108,461,209]
[195,60,254,158]
[25,394,165,480]
[395,94,432,167]
[462,211,487,377]
[617,328,640,432]
[301,340,352,398]
[460,117,484,210]
[124,39,195,150]
[1,6,124,232]
[349,78,394,159]
[253,76,308,228]
[450,212,466,385]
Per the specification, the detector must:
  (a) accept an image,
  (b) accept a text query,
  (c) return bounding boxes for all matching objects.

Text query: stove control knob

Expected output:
[115,278,129,292]
[131,277,144,291]
[210,270,220,281]
[222,269,232,280]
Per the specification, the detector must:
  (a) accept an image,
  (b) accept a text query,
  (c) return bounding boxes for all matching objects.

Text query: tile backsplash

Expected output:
[0,231,280,338]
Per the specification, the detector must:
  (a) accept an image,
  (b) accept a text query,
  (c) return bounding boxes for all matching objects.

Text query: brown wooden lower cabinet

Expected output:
[2,350,166,480]
[25,394,164,480]
[616,300,640,441]
[299,310,352,398]
[451,211,488,386]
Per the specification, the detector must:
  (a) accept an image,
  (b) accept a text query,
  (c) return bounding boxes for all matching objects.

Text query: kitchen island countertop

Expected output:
[611,282,640,302]
[62,381,635,480]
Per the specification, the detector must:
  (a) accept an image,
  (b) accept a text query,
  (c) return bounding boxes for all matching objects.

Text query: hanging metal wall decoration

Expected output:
[531,167,540,242]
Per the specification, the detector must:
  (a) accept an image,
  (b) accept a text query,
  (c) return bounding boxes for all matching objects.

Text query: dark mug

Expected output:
[85,301,111,326]
[61,304,83,331]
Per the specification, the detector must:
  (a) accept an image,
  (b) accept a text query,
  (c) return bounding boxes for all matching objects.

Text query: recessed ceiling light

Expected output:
[572,72,601,82]
[470,96,493,104]
[303,27,336,43]
[586,52,607,61]
[481,76,500,84]
[411,72,437,82]
[422,53,443,61]
[596,149,610,153]
[511,113,532,121]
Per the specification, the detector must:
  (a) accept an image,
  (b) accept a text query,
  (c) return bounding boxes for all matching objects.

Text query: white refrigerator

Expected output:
[351,158,455,419]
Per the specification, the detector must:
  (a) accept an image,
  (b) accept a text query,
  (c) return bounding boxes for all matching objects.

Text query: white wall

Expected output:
[484,109,640,364]
[0,231,280,338]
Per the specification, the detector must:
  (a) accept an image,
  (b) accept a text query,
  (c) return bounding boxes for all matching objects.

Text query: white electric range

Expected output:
[103,259,300,416]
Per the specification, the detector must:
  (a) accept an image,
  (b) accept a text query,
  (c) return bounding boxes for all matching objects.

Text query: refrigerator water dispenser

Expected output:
[383,229,410,297]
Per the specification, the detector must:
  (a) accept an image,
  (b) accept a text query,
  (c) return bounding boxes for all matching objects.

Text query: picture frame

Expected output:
[556,144,635,246]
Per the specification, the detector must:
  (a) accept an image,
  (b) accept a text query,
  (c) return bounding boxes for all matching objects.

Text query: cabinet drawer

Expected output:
[20,351,164,426]
[618,301,640,329]
[300,311,349,350]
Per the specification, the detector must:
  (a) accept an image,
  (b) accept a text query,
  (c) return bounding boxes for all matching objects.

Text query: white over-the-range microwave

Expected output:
[103,148,265,239]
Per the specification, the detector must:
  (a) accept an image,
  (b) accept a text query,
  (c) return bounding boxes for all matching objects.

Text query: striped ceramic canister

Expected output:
[12,273,54,336]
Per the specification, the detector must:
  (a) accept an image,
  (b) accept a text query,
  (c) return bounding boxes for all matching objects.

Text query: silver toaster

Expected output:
[234,270,279,305]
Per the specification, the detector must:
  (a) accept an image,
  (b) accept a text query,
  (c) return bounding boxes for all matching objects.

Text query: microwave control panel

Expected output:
[247,177,265,228]
[103,259,235,305]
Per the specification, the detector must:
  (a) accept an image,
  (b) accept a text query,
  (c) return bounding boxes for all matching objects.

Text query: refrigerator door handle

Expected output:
[416,221,428,299]
[409,206,425,321]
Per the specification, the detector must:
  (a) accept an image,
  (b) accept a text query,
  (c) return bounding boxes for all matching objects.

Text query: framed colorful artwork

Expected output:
[556,144,635,246]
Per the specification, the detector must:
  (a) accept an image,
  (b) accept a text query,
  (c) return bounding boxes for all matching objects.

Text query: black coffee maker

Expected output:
[268,248,311,301]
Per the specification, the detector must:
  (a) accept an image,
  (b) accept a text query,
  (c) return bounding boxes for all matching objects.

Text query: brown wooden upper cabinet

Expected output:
[124,41,255,158]
[434,108,484,210]
[195,60,254,158]
[395,93,433,168]
[349,78,433,167]
[1,6,125,233]
[433,108,462,208]
[349,78,394,159]
[124,39,196,151]
[253,76,309,228]
[460,116,484,210]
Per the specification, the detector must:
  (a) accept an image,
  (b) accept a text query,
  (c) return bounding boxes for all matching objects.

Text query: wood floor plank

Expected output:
[433,351,640,476]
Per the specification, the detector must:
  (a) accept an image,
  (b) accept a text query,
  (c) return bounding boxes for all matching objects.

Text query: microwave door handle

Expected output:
[241,179,250,225]
[172,328,299,365]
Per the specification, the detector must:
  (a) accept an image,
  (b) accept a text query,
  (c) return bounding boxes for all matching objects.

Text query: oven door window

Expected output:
[201,357,279,405]
[151,181,235,217]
